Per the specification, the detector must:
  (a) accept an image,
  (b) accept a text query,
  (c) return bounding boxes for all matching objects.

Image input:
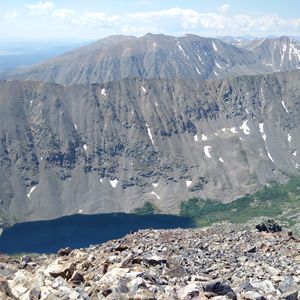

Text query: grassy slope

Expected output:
[180,175,300,229]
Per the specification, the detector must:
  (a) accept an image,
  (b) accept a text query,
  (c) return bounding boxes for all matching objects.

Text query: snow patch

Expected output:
[83,144,87,151]
[194,135,198,141]
[212,42,217,51]
[263,62,273,67]
[265,147,274,163]
[142,86,146,93]
[228,127,237,133]
[27,186,36,198]
[74,124,77,130]
[293,151,297,156]
[110,179,118,188]
[245,108,249,114]
[101,88,106,96]
[215,133,218,136]
[151,191,160,199]
[288,134,292,142]
[41,157,43,161]
[177,43,186,57]
[213,70,219,76]
[204,146,211,158]
[289,43,300,61]
[100,179,103,182]
[146,123,155,145]
[152,183,158,187]
[219,158,224,162]
[202,134,207,141]
[240,120,250,135]
[282,101,288,113]
[196,67,201,74]
[222,128,226,133]
[155,103,158,106]
[259,123,266,141]
[78,209,83,214]
[186,180,192,187]
[295,163,299,169]
[132,111,134,114]
[215,62,223,69]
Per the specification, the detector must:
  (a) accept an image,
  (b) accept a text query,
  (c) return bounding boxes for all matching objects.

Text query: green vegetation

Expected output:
[134,202,156,215]
[180,175,300,228]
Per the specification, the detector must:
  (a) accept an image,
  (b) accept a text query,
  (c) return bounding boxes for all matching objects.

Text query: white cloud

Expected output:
[217,4,230,14]
[2,11,17,21]
[26,1,55,15]
[25,2,300,36]
[52,9,75,20]
[126,7,300,35]
[26,1,120,29]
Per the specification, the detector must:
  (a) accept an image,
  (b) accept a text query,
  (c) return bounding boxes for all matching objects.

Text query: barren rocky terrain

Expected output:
[1,217,300,300]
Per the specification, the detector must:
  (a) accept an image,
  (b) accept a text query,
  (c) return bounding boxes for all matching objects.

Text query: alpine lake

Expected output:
[0,213,195,256]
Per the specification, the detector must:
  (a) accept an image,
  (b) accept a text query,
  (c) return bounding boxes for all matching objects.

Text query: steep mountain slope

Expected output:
[2,34,271,84]
[244,36,300,71]
[0,70,300,225]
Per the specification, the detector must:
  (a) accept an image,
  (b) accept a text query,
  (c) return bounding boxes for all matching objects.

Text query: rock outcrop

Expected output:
[1,222,300,299]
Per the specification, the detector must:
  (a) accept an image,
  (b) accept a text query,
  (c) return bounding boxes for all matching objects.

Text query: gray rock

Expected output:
[279,277,299,294]
[240,291,266,300]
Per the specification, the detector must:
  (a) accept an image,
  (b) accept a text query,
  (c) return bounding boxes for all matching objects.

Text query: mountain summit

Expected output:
[3,33,273,84]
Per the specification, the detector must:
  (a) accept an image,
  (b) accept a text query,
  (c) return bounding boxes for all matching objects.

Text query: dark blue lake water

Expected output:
[0,213,195,255]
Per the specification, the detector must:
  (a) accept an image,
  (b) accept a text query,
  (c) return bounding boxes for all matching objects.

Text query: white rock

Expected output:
[177,284,201,300]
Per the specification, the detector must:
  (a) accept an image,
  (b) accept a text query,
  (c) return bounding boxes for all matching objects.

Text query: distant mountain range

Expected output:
[2,34,300,85]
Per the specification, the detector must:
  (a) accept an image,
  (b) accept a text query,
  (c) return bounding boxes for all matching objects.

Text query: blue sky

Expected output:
[1,0,300,40]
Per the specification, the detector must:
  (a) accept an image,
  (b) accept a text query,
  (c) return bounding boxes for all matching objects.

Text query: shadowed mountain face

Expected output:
[2,33,272,84]
[243,36,300,71]
[0,70,300,224]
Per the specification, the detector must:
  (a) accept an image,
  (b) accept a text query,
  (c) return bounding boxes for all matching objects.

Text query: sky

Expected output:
[1,0,300,41]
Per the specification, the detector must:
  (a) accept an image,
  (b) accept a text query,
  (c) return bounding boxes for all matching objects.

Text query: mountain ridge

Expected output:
[2,33,273,84]
[0,69,300,225]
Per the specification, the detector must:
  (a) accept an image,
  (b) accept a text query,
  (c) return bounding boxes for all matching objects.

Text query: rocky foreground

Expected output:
[1,218,300,300]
